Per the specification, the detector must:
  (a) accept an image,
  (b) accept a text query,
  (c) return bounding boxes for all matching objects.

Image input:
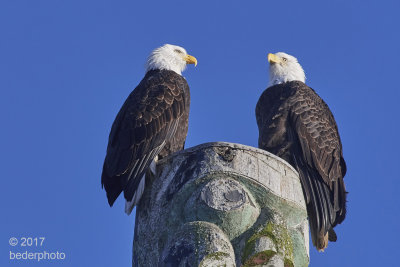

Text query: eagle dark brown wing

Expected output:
[101,69,190,206]
[256,81,346,251]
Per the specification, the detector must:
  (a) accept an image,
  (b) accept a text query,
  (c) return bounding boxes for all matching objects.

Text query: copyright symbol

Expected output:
[9,237,18,246]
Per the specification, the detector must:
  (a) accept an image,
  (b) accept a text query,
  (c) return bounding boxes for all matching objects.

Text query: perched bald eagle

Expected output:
[102,44,197,214]
[256,52,347,251]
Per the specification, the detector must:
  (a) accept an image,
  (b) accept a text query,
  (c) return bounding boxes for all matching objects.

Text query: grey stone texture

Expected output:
[133,142,309,267]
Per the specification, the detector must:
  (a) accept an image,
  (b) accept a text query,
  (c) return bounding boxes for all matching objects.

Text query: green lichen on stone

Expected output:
[242,238,256,264]
[243,250,276,267]
[205,251,229,261]
[284,258,295,267]
[242,221,294,264]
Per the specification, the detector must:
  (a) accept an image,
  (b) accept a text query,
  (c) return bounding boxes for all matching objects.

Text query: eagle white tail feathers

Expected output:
[124,157,158,215]
[316,231,329,252]
[149,157,157,176]
[125,175,146,215]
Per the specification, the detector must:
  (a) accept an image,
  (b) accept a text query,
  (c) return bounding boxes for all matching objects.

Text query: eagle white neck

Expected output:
[268,62,306,86]
[145,48,186,75]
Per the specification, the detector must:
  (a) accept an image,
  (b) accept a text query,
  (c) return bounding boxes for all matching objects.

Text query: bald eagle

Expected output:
[101,44,197,214]
[256,52,347,251]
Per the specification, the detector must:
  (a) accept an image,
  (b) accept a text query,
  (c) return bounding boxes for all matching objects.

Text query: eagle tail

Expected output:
[294,155,337,251]
[334,176,347,226]
[315,228,337,252]
[101,165,124,207]
[328,228,337,242]
[125,174,146,215]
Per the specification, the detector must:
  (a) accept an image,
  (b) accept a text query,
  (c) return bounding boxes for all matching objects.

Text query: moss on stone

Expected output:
[243,250,276,266]
[242,238,256,264]
[284,258,295,267]
[241,221,294,264]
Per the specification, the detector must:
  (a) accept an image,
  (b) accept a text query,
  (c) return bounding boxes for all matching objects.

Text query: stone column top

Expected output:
[134,142,309,267]
[159,142,298,173]
[157,141,305,209]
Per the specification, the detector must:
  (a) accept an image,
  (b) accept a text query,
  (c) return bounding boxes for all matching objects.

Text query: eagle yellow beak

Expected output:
[184,54,197,66]
[268,53,280,64]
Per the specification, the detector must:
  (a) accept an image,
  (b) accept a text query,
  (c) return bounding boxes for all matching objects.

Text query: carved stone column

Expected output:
[133,142,309,267]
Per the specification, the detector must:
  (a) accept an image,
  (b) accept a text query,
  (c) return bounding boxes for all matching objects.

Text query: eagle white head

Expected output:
[268,52,306,86]
[145,44,197,75]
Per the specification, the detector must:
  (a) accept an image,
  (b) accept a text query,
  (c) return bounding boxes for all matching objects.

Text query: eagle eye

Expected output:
[174,49,183,54]
[282,57,288,62]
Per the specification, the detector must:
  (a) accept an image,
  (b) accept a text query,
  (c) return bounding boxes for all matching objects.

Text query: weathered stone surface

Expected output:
[161,221,235,267]
[133,142,309,267]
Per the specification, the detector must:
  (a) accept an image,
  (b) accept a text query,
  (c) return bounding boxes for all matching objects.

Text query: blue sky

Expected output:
[1,0,399,266]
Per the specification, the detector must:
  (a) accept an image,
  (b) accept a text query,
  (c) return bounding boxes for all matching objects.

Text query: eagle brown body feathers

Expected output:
[256,81,346,251]
[101,69,190,206]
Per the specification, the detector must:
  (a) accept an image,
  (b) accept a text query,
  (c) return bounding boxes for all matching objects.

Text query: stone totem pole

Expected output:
[133,142,309,267]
